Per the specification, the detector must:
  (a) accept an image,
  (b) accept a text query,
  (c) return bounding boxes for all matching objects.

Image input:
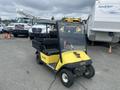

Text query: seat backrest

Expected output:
[34,33,50,41]
[41,38,59,49]
[33,31,59,50]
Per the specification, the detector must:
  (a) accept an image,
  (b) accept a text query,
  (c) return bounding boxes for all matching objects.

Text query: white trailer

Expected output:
[88,0,120,43]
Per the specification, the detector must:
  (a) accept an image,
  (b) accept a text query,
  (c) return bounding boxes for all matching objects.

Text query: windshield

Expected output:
[16,18,32,24]
[58,22,86,52]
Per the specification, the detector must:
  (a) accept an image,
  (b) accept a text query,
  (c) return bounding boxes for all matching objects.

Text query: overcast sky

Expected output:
[0,0,95,19]
[0,0,120,20]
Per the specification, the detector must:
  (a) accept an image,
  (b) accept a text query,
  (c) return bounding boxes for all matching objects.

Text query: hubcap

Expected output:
[62,73,69,83]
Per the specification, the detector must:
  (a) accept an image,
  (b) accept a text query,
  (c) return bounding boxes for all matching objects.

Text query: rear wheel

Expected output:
[30,36,34,40]
[83,65,95,79]
[60,69,74,88]
[36,52,43,65]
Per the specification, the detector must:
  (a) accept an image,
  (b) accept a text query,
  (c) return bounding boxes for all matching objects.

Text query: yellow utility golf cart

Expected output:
[32,18,95,87]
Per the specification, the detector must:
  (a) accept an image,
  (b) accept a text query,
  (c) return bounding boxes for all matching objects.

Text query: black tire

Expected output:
[25,34,29,38]
[13,34,18,37]
[60,69,74,88]
[83,65,95,79]
[30,36,34,40]
[36,53,43,65]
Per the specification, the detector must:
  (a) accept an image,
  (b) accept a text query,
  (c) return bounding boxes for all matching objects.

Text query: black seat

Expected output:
[41,38,59,49]
[32,40,42,50]
[32,38,59,51]
[32,32,59,52]
[43,49,59,55]
[34,33,50,39]
[41,38,58,45]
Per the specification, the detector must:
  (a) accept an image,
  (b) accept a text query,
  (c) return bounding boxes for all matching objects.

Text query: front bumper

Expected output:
[12,30,28,35]
[65,60,92,68]
[64,60,92,76]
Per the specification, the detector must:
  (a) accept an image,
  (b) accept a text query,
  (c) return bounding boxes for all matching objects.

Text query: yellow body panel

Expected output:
[40,52,59,64]
[64,18,81,22]
[40,50,91,71]
[55,50,91,70]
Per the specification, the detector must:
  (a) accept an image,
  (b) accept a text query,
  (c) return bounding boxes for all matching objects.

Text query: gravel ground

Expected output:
[0,37,120,90]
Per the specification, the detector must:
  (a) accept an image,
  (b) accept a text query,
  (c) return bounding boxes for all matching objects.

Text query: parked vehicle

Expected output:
[29,19,56,40]
[7,17,32,37]
[32,18,95,87]
[0,24,4,33]
[87,0,120,43]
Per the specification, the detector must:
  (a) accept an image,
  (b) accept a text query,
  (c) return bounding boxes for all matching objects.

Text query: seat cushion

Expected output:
[43,49,59,55]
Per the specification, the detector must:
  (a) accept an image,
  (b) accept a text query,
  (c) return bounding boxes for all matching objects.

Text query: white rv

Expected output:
[88,0,120,43]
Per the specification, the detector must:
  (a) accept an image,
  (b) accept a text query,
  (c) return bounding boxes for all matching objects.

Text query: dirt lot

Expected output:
[0,38,120,90]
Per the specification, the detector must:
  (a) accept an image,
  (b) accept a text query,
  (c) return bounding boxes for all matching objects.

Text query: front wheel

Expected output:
[60,69,74,88]
[83,65,95,79]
